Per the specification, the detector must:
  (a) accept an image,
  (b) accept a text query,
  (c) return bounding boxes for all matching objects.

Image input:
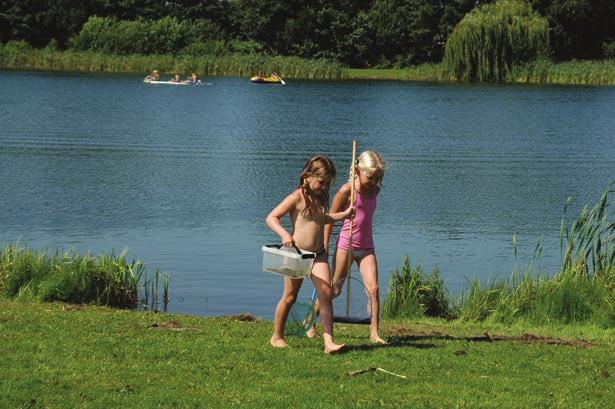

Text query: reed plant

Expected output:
[0,243,169,310]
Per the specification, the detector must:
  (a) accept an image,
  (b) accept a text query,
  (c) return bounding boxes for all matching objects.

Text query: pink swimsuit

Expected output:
[336,191,377,251]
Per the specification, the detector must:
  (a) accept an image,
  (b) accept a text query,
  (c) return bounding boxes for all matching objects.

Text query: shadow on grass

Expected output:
[387,328,594,349]
[345,339,438,352]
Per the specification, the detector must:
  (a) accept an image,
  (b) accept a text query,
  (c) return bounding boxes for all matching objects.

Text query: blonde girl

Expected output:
[311,151,387,344]
[266,155,354,354]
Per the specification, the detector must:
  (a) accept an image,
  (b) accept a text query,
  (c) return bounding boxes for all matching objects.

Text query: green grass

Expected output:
[1,299,613,408]
[345,65,453,82]
[346,60,615,85]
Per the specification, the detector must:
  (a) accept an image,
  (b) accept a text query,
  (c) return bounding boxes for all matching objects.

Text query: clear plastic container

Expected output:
[262,245,316,279]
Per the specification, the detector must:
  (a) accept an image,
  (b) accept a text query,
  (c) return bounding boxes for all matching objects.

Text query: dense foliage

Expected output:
[1,0,613,68]
[69,16,225,55]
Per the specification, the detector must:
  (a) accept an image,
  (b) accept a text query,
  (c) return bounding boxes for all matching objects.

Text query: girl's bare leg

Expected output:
[331,249,351,297]
[358,252,387,344]
[310,259,346,354]
[270,276,303,348]
[306,249,351,338]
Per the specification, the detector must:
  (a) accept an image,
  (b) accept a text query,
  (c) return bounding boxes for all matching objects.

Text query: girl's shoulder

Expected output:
[337,182,352,196]
[289,188,304,202]
[278,189,304,207]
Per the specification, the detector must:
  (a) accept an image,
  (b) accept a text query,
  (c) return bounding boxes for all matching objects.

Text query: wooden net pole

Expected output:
[345,140,357,316]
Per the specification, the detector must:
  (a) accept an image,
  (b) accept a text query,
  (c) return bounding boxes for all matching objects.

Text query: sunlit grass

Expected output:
[1,299,613,408]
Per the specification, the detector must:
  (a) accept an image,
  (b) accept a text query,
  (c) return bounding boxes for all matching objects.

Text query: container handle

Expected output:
[264,243,315,259]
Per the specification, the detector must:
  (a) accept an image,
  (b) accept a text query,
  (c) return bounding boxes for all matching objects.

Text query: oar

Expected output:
[280,78,286,85]
[345,140,357,316]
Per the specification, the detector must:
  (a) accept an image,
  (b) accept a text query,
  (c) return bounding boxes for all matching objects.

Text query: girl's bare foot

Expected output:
[306,326,319,339]
[324,343,347,354]
[370,335,388,345]
[270,336,288,348]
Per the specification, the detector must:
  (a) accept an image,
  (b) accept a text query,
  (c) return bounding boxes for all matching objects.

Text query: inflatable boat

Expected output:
[250,75,285,84]
[143,79,203,85]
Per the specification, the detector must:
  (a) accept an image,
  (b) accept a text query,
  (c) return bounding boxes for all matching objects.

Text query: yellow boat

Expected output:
[250,75,284,84]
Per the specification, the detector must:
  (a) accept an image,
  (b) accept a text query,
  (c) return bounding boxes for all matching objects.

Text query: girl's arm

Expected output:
[324,183,352,250]
[265,190,301,247]
[326,206,354,223]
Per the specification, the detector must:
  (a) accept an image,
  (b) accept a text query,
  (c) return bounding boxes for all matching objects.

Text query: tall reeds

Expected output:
[507,59,615,85]
[0,41,343,80]
[0,244,170,311]
[384,181,615,325]
[561,182,615,277]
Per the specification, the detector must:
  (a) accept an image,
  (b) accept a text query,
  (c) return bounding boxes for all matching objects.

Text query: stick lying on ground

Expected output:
[347,366,407,379]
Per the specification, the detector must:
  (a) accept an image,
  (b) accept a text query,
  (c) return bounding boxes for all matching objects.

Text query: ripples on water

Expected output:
[1,71,614,317]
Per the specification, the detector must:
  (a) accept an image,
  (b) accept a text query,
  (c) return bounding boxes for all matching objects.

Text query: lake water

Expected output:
[1,70,614,318]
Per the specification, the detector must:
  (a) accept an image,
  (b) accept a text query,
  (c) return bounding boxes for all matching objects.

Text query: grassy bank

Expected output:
[0,244,169,311]
[347,60,615,85]
[1,299,613,408]
[2,42,615,85]
[0,42,343,79]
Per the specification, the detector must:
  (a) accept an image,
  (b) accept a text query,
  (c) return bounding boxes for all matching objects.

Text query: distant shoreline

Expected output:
[2,44,615,86]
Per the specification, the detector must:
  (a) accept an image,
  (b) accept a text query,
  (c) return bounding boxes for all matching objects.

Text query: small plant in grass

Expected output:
[382,256,452,319]
[456,278,505,321]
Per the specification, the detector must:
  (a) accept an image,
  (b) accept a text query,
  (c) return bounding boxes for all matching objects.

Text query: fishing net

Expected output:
[285,276,373,336]
[285,298,318,337]
[333,276,372,324]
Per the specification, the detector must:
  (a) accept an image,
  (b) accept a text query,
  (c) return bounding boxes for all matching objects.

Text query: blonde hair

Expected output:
[298,155,336,217]
[351,150,385,184]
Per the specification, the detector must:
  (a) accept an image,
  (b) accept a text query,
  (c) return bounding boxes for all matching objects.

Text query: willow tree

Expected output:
[443,0,549,82]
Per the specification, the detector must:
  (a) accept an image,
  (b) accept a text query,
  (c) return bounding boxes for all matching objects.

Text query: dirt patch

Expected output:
[149,320,200,332]
[62,305,85,312]
[390,326,594,348]
[226,313,258,322]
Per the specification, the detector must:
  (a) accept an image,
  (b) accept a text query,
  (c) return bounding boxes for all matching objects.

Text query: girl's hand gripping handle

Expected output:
[280,233,294,248]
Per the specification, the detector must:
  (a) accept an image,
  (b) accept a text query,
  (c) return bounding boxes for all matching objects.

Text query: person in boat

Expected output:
[184,72,200,84]
[144,70,159,81]
[271,71,279,79]
[170,74,181,83]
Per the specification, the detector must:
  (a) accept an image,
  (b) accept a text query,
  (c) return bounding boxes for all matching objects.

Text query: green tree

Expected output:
[444,0,549,81]
[530,0,615,60]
